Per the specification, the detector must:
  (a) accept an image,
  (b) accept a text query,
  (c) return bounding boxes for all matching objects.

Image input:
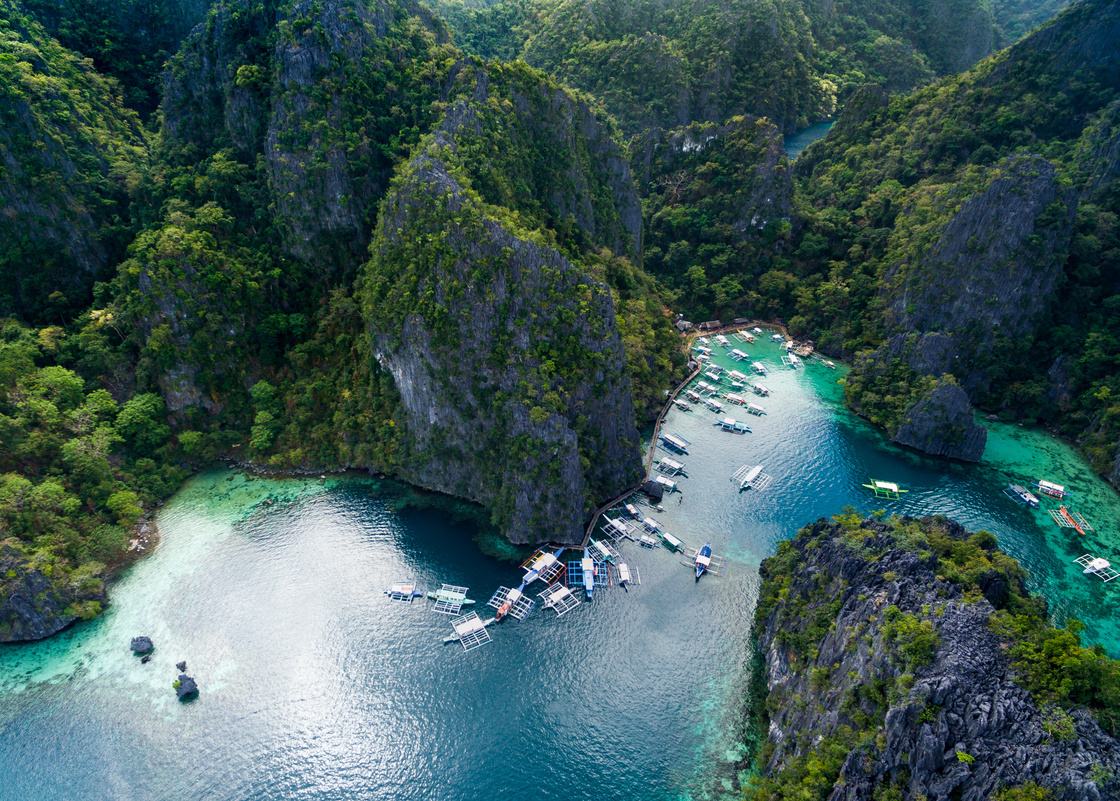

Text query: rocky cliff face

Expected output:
[0,543,104,643]
[360,66,645,544]
[161,0,453,270]
[752,515,1120,800]
[892,382,987,462]
[0,6,147,323]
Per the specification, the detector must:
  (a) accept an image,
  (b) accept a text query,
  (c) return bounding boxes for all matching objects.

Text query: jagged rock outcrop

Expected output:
[361,66,645,544]
[130,636,154,653]
[0,543,105,643]
[631,117,792,236]
[175,674,199,698]
[752,516,1120,800]
[0,5,147,323]
[161,0,452,270]
[892,382,987,461]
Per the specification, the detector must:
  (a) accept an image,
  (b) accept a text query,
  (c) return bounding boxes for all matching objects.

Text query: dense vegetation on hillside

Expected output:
[749,512,1120,799]
[0,0,1107,632]
[429,0,1003,135]
[0,3,148,324]
[20,0,209,115]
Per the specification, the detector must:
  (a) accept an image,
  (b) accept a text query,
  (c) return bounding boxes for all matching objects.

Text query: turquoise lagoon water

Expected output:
[784,121,835,158]
[1,333,1119,800]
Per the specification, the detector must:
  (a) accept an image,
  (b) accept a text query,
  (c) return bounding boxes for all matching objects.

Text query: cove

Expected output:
[1,335,1118,800]
[783,121,835,158]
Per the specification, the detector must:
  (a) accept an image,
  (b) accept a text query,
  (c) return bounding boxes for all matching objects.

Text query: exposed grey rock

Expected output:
[175,674,198,698]
[130,636,154,654]
[367,148,642,545]
[892,383,987,461]
[0,544,103,643]
[754,516,1120,801]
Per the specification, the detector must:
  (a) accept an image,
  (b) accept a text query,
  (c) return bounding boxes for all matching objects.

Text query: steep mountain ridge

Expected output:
[750,514,1120,800]
[782,0,1120,463]
[360,62,645,543]
[0,2,147,324]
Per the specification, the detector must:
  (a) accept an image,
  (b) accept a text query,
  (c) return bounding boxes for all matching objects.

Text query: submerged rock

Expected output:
[130,636,154,654]
[176,661,187,672]
[892,382,987,461]
[175,674,198,699]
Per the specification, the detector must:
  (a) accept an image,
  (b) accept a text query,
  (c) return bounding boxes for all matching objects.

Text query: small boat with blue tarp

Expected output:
[715,417,751,434]
[1004,484,1040,508]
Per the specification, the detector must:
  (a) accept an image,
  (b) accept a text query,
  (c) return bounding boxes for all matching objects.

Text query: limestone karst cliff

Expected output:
[361,63,645,544]
[749,514,1120,800]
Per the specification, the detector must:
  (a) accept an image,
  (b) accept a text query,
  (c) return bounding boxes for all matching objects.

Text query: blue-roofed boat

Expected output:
[581,548,595,599]
[695,542,713,579]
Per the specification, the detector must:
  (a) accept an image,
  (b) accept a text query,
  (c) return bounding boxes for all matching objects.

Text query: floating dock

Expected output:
[385,582,424,603]
[444,612,494,650]
[539,584,581,616]
[731,464,774,491]
[863,479,907,500]
[1075,554,1119,582]
[487,585,536,621]
[429,584,473,615]
[1050,505,1093,535]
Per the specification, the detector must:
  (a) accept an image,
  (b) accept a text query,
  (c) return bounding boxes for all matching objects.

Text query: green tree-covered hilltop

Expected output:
[0,0,1106,640]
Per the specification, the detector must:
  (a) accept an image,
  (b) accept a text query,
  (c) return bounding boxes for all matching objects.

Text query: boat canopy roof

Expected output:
[874,480,899,492]
[1038,479,1065,492]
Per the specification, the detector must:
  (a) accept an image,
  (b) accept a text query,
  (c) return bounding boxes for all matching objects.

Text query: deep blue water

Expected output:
[784,121,835,158]
[2,331,1118,800]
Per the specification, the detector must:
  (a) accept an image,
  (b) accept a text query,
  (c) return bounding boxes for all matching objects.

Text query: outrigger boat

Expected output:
[384,582,424,603]
[1004,484,1040,508]
[1050,505,1093,535]
[1075,554,1120,582]
[581,548,596,599]
[863,479,907,500]
[695,542,713,579]
[1033,479,1070,499]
